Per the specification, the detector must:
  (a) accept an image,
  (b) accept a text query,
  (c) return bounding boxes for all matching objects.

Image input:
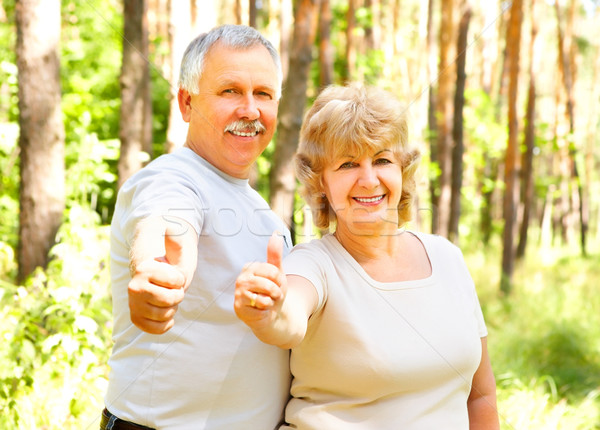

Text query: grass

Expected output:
[468,239,600,430]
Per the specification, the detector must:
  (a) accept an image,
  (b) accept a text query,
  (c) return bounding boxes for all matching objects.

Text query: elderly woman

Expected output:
[235,83,499,429]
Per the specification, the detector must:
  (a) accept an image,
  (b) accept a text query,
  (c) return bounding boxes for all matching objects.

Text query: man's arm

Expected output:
[128,215,198,334]
[468,337,500,429]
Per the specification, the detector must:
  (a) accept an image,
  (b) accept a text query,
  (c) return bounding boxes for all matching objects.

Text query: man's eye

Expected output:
[257,91,273,99]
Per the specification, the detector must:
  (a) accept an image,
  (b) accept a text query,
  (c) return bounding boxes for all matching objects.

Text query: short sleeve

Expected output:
[116,168,205,246]
[282,241,330,313]
[451,243,488,338]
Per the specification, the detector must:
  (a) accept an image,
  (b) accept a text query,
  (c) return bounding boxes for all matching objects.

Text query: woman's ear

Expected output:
[178,89,192,123]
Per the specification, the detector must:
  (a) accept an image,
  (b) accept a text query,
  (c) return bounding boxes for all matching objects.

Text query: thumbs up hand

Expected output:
[235,232,287,331]
[128,216,198,334]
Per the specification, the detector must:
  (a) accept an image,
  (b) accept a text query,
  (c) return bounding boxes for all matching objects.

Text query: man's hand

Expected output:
[128,217,198,334]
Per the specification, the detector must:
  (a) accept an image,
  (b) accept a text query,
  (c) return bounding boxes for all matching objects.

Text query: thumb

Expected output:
[266,231,284,269]
[161,219,198,288]
[164,224,185,266]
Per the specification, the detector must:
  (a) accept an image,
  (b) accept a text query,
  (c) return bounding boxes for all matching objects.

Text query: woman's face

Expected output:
[322,148,403,236]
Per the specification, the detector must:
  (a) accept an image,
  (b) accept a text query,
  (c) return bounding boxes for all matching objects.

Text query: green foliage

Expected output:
[0,123,19,252]
[0,1,17,123]
[0,205,112,430]
[460,89,508,241]
[61,0,123,142]
[150,63,172,156]
[467,245,600,429]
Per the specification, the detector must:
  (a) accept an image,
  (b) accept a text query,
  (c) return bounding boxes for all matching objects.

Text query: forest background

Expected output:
[1,0,599,429]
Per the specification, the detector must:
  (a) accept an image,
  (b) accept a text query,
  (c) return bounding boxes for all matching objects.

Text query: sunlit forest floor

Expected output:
[467,231,600,430]
[1,212,599,429]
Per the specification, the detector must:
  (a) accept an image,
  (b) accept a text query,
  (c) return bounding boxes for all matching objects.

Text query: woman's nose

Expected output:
[358,163,379,188]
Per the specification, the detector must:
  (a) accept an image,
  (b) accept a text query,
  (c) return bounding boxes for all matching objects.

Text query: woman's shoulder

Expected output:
[289,234,335,257]
[408,230,463,258]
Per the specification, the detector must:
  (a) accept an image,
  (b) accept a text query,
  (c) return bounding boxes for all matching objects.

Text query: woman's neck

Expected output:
[333,225,402,263]
[333,226,431,283]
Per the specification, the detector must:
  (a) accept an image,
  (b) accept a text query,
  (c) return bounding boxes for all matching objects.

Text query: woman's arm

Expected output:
[468,337,500,430]
[234,234,318,349]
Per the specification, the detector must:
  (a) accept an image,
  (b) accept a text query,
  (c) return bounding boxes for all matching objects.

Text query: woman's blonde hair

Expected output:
[294,83,421,230]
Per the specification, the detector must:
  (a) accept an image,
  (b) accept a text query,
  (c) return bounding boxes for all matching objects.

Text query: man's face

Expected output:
[179,42,280,179]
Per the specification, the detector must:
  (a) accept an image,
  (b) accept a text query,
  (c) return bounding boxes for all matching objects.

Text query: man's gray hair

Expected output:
[178,24,282,99]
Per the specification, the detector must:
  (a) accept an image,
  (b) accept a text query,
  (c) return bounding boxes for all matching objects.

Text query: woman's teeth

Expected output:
[354,195,383,203]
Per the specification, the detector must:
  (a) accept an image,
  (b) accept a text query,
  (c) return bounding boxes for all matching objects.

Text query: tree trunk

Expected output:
[500,0,523,295]
[166,0,193,153]
[118,0,152,188]
[555,0,585,255]
[16,0,65,282]
[249,0,257,28]
[364,0,380,51]
[235,0,243,24]
[431,0,456,237]
[318,0,334,88]
[448,1,471,244]
[269,0,320,239]
[278,0,294,82]
[343,0,357,82]
[582,15,600,254]
[516,0,538,260]
[426,0,437,233]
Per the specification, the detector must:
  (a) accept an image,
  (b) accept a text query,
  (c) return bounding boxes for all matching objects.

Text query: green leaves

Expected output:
[0,204,112,428]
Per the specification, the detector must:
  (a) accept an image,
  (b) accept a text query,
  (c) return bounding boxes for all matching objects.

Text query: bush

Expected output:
[0,205,112,429]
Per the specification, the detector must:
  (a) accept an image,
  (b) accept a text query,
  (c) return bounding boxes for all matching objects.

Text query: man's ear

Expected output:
[178,89,192,123]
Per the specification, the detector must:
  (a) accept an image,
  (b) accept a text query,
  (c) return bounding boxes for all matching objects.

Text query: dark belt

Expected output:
[100,408,156,430]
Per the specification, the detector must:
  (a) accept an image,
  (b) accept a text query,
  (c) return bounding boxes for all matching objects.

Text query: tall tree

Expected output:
[269,0,320,237]
[343,0,358,82]
[16,0,65,282]
[278,0,294,82]
[448,0,471,243]
[166,0,193,153]
[118,0,153,187]
[554,0,586,255]
[318,0,334,88]
[516,0,539,260]
[426,0,437,231]
[431,0,456,237]
[249,0,257,28]
[500,0,523,295]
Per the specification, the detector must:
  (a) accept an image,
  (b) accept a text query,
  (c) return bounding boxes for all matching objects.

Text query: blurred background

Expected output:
[0,0,599,428]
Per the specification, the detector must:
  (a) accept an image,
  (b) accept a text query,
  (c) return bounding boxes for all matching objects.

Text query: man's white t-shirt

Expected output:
[282,232,487,429]
[105,148,292,429]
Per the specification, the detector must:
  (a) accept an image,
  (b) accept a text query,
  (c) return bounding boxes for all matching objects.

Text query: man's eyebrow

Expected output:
[254,84,277,93]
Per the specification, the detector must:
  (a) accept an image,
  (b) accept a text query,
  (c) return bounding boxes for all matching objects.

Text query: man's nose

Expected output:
[236,94,260,120]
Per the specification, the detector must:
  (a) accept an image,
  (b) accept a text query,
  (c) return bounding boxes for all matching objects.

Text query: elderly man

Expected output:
[101,25,292,429]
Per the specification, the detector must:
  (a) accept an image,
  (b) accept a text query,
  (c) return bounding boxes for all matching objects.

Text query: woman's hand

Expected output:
[235,233,287,333]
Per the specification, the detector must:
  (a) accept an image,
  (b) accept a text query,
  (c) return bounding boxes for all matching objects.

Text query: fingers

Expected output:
[266,231,284,269]
[237,262,284,301]
[138,259,186,289]
[128,259,186,334]
[128,283,183,334]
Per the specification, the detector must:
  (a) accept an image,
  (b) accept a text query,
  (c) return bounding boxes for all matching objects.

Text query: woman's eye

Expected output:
[375,158,392,165]
[338,161,355,169]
